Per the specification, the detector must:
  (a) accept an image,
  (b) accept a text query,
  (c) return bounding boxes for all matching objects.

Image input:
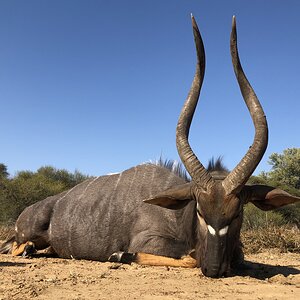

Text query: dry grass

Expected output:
[242,225,300,254]
[0,224,14,242]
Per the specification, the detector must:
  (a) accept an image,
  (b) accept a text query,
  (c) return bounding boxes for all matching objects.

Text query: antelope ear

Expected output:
[143,183,194,210]
[242,185,300,211]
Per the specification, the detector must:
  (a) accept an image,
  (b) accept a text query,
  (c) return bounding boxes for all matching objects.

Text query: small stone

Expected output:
[108,263,122,270]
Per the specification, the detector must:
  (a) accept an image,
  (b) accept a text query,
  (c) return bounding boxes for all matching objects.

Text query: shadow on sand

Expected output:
[0,261,29,267]
[234,260,300,280]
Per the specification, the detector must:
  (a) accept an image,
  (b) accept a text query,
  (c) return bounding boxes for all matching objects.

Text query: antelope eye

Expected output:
[232,211,242,222]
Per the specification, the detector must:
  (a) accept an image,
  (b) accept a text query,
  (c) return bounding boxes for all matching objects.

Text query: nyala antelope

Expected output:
[1,16,299,278]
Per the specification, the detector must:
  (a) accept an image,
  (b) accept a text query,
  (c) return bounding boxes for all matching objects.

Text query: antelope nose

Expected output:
[202,265,228,278]
[202,267,220,278]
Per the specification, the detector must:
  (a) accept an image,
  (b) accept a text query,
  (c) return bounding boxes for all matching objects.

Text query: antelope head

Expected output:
[145,16,300,278]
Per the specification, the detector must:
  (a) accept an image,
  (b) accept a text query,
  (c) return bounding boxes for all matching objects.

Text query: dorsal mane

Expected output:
[207,157,228,172]
[152,158,190,182]
[207,157,229,180]
[151,157,229,182]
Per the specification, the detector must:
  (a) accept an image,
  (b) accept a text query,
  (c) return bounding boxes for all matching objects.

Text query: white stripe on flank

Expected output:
[57,184,79,202]
[112,172,122,193]
[78,176,100,200]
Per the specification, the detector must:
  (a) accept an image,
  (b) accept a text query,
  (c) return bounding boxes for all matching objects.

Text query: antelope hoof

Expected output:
[22,242,36,257]
[108,251,136,264]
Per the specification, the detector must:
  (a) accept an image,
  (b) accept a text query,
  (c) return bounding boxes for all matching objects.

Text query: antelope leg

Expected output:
[108,251,197,268]
[11,241,35,256]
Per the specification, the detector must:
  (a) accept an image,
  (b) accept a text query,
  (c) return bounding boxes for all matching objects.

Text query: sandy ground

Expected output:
[0,250,299,300]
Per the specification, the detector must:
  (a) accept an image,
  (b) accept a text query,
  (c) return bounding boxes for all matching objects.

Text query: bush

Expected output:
[241,203,300,254]
[0,166,89,224]
[277,203,300,228]
[242,225,300,254]
[242,203,300,254]
[242,204,286,230]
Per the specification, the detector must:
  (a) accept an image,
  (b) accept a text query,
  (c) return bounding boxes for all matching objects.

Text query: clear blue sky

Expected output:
[0,0,299,177]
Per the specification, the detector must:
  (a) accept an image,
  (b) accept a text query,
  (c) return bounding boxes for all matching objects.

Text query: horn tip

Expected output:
[191,13,195,24]
[191,14,198,29]
[231,15,237,38]
[232,15,236,28]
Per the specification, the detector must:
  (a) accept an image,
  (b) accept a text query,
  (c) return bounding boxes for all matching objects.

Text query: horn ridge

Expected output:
[176,16,214,190]
[222,16,268,195]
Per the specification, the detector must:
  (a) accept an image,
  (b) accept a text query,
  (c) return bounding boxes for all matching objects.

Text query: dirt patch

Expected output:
[0,250,299,300]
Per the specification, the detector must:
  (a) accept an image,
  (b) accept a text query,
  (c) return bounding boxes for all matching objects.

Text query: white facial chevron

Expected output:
[207,225,216,236]
[207,224,229,237]
[219,226,229,236]
[196,206,229,237]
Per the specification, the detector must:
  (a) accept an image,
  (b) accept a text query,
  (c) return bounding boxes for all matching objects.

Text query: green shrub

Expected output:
[242,204,286,230]
[0,166,89,224]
